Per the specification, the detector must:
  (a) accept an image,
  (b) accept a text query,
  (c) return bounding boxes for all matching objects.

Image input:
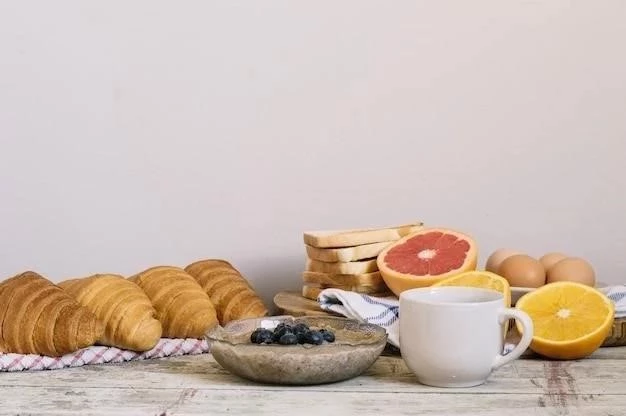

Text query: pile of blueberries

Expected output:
[250,322,336,345]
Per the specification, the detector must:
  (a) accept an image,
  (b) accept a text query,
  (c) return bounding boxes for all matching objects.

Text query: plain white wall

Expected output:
[1,1,625,308]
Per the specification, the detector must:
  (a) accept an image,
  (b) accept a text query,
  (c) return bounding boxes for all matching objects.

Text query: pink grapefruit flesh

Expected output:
[377,228,478,296]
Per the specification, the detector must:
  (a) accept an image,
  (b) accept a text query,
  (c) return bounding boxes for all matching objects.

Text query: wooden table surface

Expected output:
[2,346,625,416]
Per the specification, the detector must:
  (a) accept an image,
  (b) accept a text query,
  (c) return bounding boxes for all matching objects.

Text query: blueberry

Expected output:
[275,323,292,333]
[273,325,293,342]
[257,329,273,344]
[251,328,273,344]
[306,330,324,345]
[293,323,309,334]
[278,333,298,345]
[250,329,263,344]
[278,325,293,335]
[319,329,335,342]
[296,331,308,344]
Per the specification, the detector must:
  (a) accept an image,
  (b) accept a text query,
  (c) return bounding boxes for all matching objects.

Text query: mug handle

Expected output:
[492,308,534,370]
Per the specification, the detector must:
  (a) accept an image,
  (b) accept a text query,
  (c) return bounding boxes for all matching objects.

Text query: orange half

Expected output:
[515,281,614,360]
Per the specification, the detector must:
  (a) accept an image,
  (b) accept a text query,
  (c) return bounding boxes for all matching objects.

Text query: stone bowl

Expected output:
[206,315,388,385]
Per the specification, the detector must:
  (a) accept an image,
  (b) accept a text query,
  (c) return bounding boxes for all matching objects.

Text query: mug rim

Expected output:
[399,286,504,306]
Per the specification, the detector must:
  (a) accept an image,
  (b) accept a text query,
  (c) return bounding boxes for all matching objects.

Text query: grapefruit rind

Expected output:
[515,281,615,360]
[376,228,478,296]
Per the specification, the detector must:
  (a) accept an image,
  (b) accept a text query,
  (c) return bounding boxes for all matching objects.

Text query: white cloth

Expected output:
[600,285,626,317]
[318,285,626,350]
[318,289,401,346]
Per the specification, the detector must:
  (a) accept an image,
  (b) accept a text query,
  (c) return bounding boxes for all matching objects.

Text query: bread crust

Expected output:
[0,271,102,356]
[129,266,218,339]
[303,222,424,248]
[185,259,268,325]
[59,274,163,351]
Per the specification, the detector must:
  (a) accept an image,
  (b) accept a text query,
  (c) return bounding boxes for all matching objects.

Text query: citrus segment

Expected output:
[515,281,615,360]
[377,228,478,296]
[432,271,511,307]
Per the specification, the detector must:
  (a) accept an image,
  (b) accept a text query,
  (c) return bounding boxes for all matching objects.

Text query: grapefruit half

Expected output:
[377,228,478,296]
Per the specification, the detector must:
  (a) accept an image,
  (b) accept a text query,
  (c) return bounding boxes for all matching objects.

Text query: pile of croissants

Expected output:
[0,259,268,357]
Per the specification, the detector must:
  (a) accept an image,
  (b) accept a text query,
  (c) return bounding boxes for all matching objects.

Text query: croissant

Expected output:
[0,271,103,356]
[129,266,218,338]
[184,259,268,325]
[58,274,162,351]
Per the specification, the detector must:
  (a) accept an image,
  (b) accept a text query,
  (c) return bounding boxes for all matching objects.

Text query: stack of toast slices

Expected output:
[300,222,425,300]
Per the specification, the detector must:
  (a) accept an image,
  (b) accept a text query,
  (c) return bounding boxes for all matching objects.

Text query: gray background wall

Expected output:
[1,1,624,307]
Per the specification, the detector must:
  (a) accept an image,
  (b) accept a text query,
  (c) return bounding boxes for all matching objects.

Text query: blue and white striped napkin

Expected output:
[318,285,626,349]
[318,289,401,346]
[601,285,626,315]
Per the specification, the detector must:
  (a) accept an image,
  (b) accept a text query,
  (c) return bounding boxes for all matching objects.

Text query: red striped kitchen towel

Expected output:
[0,338,210,372]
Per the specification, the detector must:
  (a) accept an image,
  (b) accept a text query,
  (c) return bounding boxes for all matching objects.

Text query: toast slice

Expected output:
[305,241,391,263]
[305,258,378,275]
[303,222,424,248]
[301,284,392,301]
[302,271,387,292]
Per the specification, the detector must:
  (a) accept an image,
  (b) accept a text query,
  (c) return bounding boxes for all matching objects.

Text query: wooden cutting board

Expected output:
[273,291,626,348]
[273,291,340,317]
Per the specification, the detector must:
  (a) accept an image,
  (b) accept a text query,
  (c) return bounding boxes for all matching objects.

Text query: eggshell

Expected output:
[546,257,596,287]
[485,248,524,274]
[498,254,546,288]
[539,252,568,272]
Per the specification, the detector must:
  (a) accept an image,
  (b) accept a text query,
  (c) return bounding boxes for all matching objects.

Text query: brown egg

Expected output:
[485,248,524,274]
[498,254,546,288]
[546,257,596,287]
[539,252,568,272]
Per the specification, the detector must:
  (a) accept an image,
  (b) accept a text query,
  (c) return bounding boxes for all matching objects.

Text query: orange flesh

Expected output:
[520,284,612,341]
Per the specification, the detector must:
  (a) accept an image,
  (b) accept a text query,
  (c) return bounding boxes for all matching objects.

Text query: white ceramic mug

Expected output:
[399,286,533,388]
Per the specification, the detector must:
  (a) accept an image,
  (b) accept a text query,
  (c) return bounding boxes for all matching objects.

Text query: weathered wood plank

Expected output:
[3,350,626,395]
[2,348,625,415]
[2,386,624,416]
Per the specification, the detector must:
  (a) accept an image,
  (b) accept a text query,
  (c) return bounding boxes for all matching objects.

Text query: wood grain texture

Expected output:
[604,317,626,347]
[273,291,339,317]
[2,347,625,415]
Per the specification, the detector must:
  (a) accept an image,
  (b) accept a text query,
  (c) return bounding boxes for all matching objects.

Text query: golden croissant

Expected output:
[58,274,162,351]
[129,266,218,338]
[0,271,103,356]
[185,259,268,325]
